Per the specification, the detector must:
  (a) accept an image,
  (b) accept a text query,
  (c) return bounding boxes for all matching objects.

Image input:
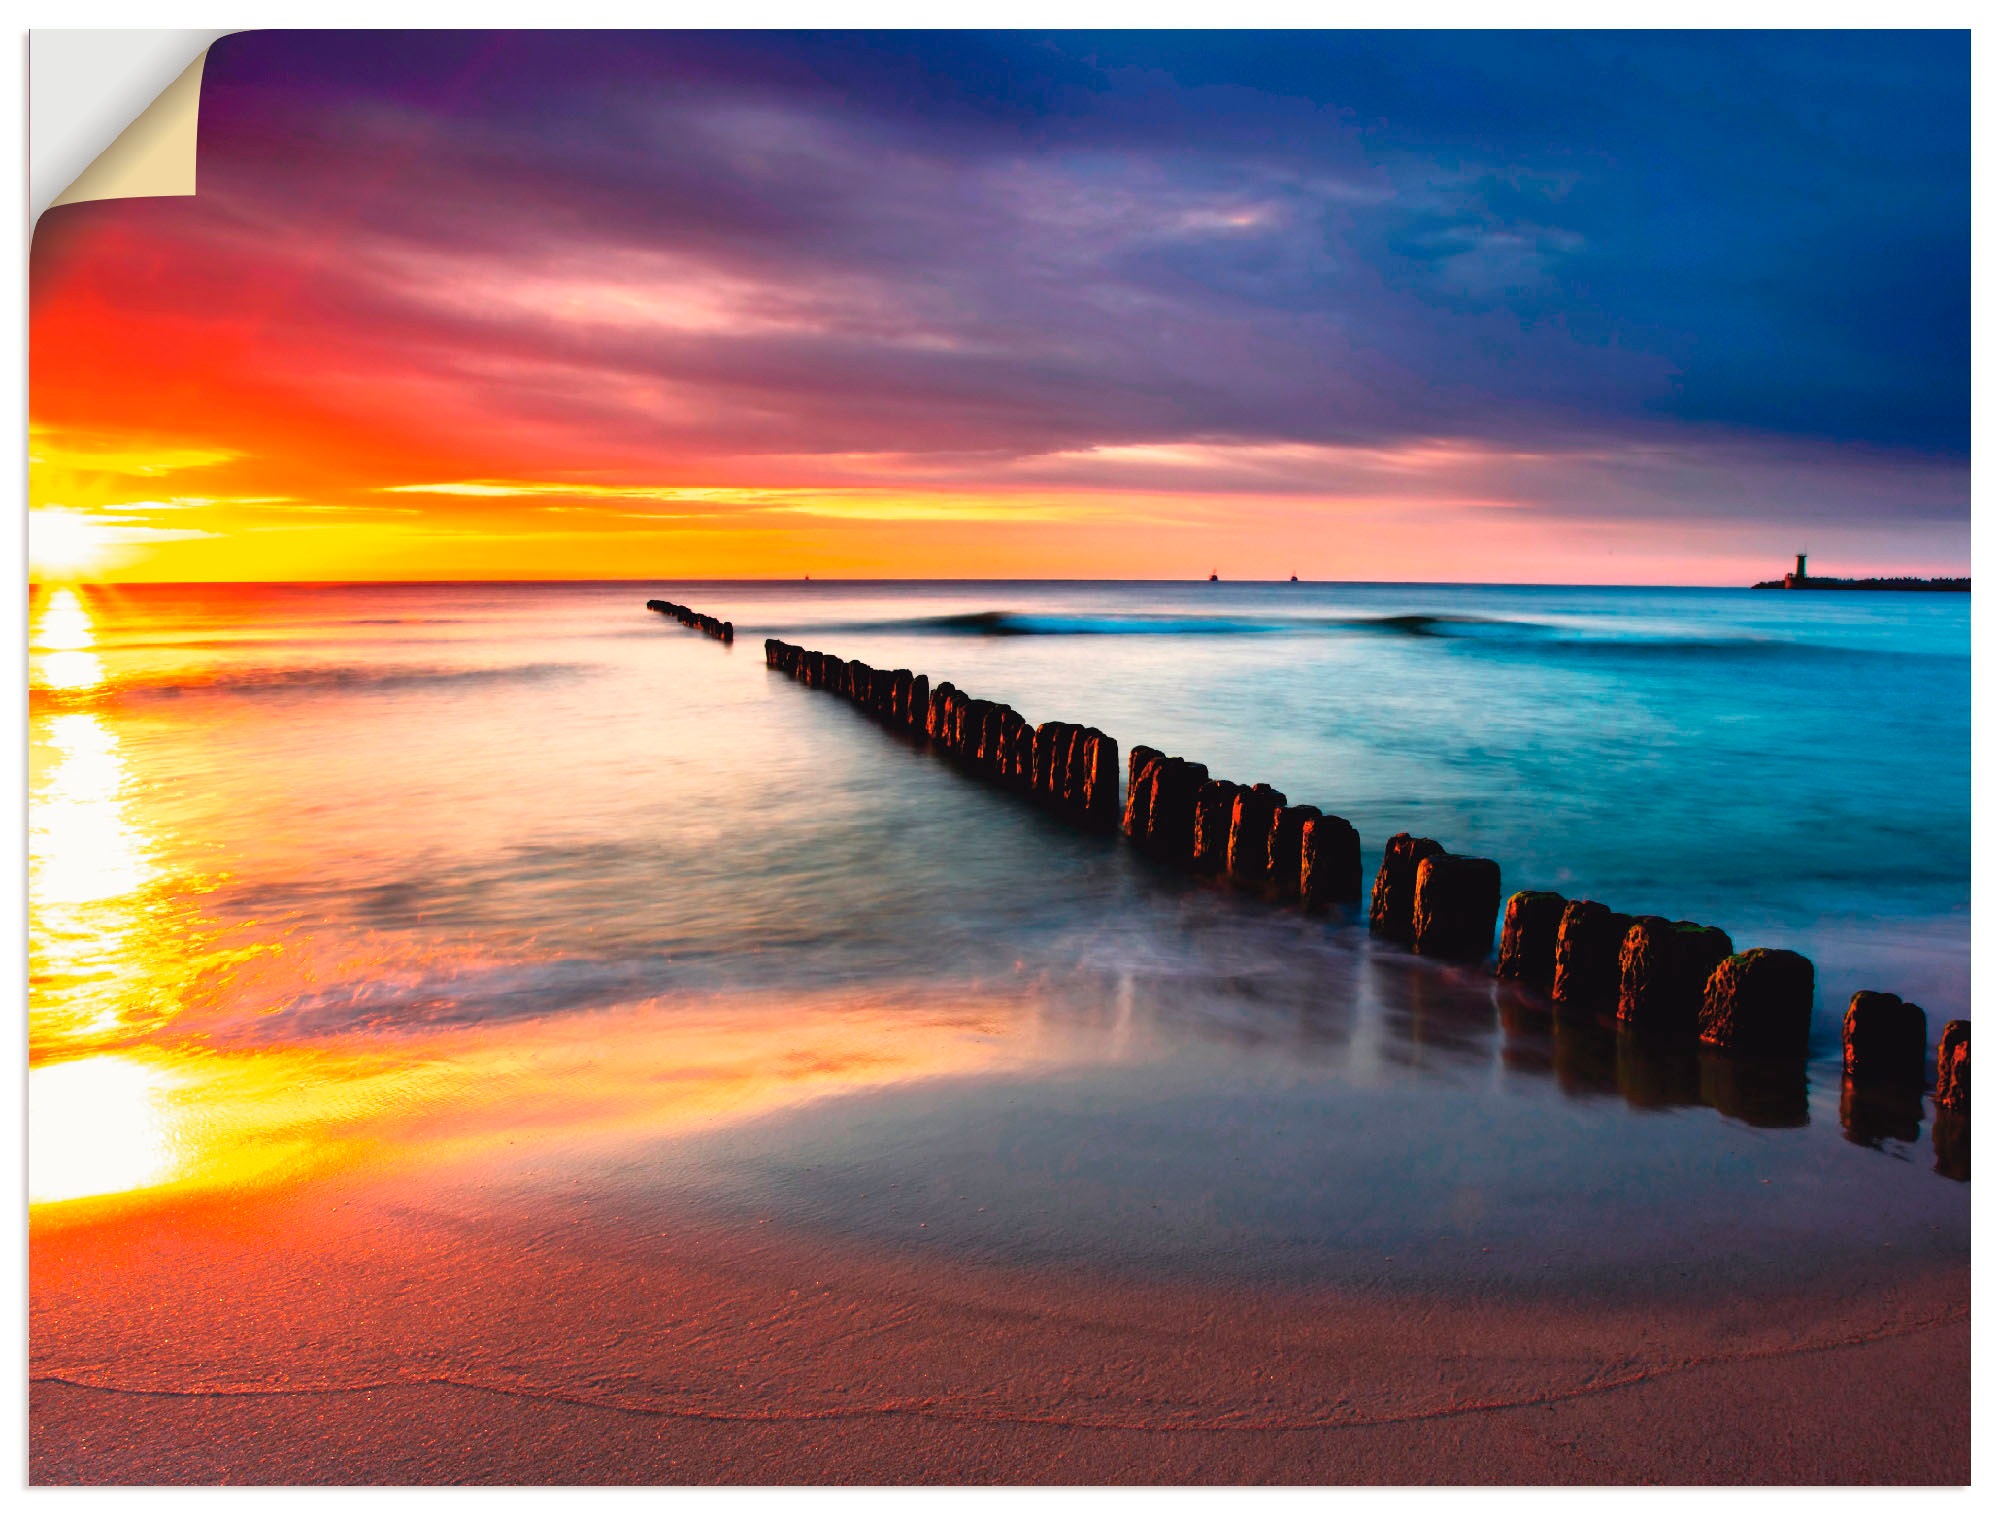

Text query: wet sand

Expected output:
[30,1173,1970,1484]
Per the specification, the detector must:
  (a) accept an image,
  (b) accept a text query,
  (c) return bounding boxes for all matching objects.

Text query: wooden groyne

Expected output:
[763,638,1118,830]
[752,625,1966,1156]
[647,599,734,643]
[1494,890,1958,1161]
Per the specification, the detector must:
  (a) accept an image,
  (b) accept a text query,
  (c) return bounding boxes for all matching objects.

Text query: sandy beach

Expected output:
[32,1168,1969,1484]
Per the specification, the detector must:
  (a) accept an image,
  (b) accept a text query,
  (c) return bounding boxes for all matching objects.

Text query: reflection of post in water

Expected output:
[1615,1027,1702,1111]
[1292,943,1362,1054]
[1377,954,1497,1068]
[1838,1078,1923,1148]
[1932,1109,1969,1182]
[1551,1012,1619,1100]
[1699,1052,1809,1129]
[1496,992,1555,1077]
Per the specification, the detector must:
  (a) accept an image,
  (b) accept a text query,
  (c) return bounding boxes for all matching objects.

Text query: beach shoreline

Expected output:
[32,1182,1970,1485]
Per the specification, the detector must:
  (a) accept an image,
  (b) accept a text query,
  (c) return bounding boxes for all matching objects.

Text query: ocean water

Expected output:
[27,579,1970,1290]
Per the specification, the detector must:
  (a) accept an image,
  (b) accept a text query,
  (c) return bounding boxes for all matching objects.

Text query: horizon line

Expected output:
[30,574,1973,592]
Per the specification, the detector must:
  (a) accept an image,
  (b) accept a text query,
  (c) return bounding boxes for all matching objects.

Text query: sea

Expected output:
[27,579,1971,1293]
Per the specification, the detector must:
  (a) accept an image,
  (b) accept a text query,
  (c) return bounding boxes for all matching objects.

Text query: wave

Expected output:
[826,608,1561,639]
[802,608,1960,664]
[1334,613,1554,639]
[857,610,1283,636]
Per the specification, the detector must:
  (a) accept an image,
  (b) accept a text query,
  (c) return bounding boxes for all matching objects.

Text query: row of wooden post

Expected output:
[647,599,734,643]
[1483,882,1965,1105]
[1123,748,1369,909]
[667,611,1968,1129]
[763,639,1120,830]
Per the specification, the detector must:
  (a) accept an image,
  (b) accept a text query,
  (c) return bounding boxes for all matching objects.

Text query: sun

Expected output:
[28,509,117,581]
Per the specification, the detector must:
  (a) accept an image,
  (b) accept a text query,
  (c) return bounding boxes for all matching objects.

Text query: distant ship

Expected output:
[1753,553,1969,592]
[1208,570,1219,582]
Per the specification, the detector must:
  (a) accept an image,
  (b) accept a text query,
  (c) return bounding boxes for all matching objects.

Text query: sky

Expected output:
[28,29,1971,583]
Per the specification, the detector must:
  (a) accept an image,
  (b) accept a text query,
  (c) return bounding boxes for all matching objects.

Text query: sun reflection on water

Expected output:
[29,590,176,1053]
[21,588,1077,1217]
[32,712,154,908]
[32,586,106,691]
[28,1056,187,1204]
[23,592,1035,1210]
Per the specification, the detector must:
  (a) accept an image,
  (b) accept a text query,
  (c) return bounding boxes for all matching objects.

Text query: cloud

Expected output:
[25,30,1968,579]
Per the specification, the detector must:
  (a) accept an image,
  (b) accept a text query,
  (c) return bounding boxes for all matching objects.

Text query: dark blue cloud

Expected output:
[193,28,1968,464]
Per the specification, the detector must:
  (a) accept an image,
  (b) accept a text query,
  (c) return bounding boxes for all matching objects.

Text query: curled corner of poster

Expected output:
[36,32,231,219]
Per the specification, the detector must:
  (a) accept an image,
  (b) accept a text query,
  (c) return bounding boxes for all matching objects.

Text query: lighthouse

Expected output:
[1783,552,1809,589]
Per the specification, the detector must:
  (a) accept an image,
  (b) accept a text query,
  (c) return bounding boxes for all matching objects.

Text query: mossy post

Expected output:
[1617,918,1733,1035]
[1697,949,1815,1058]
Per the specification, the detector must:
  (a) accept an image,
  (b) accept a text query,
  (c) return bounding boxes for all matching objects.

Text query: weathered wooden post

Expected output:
[1298,813,1362,907]
[1369,833,1443,942]
[1147,759,1207,864]
[1496,891,1566,992]
[1936,1020,1970,1112]
[1933,1019,1970,1179]
[1082,732,1121,830]
[1192,780,1242,876]
[1839,991,1928,1147]
[1696,949,1815,1058]
[1265,805,1319,901]
[1411,853,1502,961]
[1227,785,1287,884]
[1124,748,1164,842]
[1062,727,1094,812]
[1617,918,1733,1035]
[976,704,1006,774]
[1841,991,1927,1086]
[1550,900,1633,1009]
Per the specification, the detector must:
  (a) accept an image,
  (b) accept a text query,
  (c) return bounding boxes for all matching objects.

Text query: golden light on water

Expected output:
[28,1056,188,1205]
[32,587,107,691]
[22,990,1041,1217]
[28,590,171,1050]
[32,712,154,908]
[23,586,1045,1218]
[33,588,96,649]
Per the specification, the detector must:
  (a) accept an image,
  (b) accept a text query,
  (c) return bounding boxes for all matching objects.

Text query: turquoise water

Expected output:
[33,579,1970,1284]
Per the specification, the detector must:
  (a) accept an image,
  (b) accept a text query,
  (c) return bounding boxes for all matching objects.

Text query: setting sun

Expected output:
[28,509,116,580]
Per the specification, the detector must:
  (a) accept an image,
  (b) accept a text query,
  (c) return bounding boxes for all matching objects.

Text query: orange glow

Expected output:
[25,990,1049,1220]
[24,579,1056,1215]
[31,201,1958,585]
